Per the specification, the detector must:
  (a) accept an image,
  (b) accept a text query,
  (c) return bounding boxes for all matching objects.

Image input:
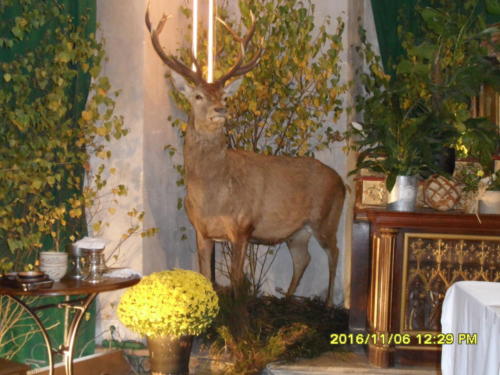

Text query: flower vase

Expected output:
[387,175,417,212]
[147,335,194,375]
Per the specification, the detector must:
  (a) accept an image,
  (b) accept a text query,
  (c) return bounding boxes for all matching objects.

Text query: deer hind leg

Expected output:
[314,196,344,307]
[196,232,215,282]
[320,235,339,308]
[285,228,312,297]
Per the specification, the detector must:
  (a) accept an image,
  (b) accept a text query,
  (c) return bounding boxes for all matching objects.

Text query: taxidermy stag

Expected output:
[146,9,345,305]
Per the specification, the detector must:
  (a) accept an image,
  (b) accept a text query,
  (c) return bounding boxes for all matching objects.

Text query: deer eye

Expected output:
[195,94,203,100]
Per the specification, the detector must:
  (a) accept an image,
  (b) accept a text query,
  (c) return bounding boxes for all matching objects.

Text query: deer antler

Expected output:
[145,4,204,85]
[214,11,263,86]
[146,4,262,87]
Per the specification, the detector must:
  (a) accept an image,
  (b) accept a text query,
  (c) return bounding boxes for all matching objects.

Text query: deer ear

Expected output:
[224,78,243,97]
[170,71,193,95]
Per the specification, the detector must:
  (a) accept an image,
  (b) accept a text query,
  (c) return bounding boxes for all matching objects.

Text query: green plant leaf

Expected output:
[386,174,397,192]
[486,0,500,15]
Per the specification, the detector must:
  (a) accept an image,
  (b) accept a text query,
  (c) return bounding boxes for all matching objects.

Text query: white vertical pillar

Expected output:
[207,0,215,82]
[192,0,198,70]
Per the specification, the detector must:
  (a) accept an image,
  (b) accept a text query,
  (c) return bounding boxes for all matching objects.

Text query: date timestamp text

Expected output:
[330,333,477,345]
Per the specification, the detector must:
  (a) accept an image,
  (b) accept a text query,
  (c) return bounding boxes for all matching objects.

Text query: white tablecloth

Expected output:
[441,281,500,375]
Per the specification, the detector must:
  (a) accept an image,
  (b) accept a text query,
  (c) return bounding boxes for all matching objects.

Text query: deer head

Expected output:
[145,6,262,133]
[169,72,243,134]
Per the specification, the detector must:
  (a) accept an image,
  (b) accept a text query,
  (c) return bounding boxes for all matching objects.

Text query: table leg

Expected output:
[5,295,55,375]
[58,293,97,375]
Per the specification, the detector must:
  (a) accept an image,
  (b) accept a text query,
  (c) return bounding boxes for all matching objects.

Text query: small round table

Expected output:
[0,276,140,375]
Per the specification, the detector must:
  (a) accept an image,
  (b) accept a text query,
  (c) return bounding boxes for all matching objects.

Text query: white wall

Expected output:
[94,0,191,340]
[93,0,378,340]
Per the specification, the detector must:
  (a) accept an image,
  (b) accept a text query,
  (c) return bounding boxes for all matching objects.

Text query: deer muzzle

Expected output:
[210,107,227,123]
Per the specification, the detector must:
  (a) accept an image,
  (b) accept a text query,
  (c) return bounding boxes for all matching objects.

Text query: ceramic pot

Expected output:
[387,175,418,212]
[147,335,193,375]
[479,190,500,214]
[39,251,68,282]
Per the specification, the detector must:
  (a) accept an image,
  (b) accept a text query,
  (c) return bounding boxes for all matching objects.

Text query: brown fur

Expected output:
[176,77,345,305]
[146,9,345,305]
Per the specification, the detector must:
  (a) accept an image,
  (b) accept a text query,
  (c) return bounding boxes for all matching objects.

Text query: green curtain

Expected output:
[0,0,97,367]
[370,0,500,75]
[369,0,419,75]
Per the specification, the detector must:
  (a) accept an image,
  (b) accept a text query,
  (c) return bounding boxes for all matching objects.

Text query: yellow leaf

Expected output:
[82,110,92,121]
[92,222,101,232]
[96,151,108,159]
[96,127,108,136]
[69,208,82,218]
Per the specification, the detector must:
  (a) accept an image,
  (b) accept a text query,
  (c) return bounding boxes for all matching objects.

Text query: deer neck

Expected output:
[184,119,228,181]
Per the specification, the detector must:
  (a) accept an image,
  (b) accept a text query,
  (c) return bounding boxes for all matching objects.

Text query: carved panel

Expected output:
[401,233,500,333]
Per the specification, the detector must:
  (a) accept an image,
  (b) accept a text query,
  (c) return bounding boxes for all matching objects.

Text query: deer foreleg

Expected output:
[285,228,312,297]
[196,232,214,282]
[229,237,248,292]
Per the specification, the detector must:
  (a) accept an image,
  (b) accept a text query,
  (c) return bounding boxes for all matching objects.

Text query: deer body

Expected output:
[186,134,344,243]
[146,9,345,305]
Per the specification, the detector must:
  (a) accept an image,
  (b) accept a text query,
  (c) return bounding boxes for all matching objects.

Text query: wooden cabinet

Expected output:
[349,209,500,367]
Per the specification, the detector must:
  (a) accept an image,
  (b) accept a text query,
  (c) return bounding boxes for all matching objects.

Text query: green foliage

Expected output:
[207,288,348,375]
[346,29,442,191]
[0,0,158,365]
[0,1,158,271]
[216,323,309,375]
[397,0,499,166]
[227,0,347,156]
[347,0,500,191]
[454,163,487,193]
[170,0,347,157]
[0,1,123,265]
[0,258,13,274]
[455,165,500,193]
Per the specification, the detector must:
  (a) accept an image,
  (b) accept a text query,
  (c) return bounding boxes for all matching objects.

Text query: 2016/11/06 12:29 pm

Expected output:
[329,333,478,345]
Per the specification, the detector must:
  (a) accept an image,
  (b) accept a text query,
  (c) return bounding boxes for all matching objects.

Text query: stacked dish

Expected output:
[39,251,68,282]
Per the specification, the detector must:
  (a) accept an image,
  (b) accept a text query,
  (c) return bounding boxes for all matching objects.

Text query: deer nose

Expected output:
[214,107,226,114]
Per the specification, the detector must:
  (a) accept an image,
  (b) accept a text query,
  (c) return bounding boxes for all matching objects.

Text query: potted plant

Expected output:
[348,2,500,212]
[396,1,499,170]
[117,269,219,375]
[346,31,442,211]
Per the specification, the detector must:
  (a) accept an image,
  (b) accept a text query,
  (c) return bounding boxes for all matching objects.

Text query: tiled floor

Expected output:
[190,346,441,375]
[265,349,441,375]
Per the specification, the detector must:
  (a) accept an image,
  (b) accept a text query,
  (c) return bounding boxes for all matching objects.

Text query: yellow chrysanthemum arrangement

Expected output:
[117,269,219,338]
